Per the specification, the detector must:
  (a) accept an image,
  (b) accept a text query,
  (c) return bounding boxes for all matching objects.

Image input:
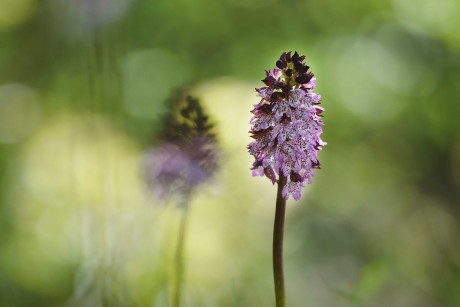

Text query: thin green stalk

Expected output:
[273,174,287,307]
[172,206,189,307]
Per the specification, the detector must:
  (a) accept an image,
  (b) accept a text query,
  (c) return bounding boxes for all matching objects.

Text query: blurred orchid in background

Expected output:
[143,92,219,206]
[142,91,219,307]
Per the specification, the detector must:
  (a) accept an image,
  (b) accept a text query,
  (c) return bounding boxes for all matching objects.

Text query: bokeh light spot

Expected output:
[0,84,41,144]
[331,37,404,121]
[22,114,141,208]
[392,0,460,47]
[0,0,35,27]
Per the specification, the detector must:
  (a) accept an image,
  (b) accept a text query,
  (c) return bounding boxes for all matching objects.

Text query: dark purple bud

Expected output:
[292,51,300,63]
[295,75,308,84]
[286,51,292,61]
[262,76,276,86]
[280,52,287,62]
[285,69,292,77]
[252,159,263,168]
[298,65,309,74]
[294,61,303,72]
[312,160,321,169]
[295,73,313,84]
[282,84,292,94]
[276,60,286,69]
[259,104,273,113]
[250,130,270,139]
[280,114,290,123]
[270,91,282,101]
[290,171,302,182]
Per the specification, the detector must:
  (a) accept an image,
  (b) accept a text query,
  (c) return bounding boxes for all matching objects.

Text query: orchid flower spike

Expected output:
[248,51,326,200]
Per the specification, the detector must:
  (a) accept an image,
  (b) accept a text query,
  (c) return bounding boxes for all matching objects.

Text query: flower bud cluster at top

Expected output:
[248,51,326,201]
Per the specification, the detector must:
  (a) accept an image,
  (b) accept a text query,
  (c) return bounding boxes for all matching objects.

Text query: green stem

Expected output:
[172,207,189,307]
[273,174,287,307]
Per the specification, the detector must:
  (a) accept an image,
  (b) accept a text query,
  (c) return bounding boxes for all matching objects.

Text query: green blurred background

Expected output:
[1,0,460,306]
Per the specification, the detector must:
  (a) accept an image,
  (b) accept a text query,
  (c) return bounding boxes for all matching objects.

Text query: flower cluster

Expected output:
[248,51,326,201]
[144,94,219,205]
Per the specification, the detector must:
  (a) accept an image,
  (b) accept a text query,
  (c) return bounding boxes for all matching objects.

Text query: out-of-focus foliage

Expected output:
[0,0,459,306]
